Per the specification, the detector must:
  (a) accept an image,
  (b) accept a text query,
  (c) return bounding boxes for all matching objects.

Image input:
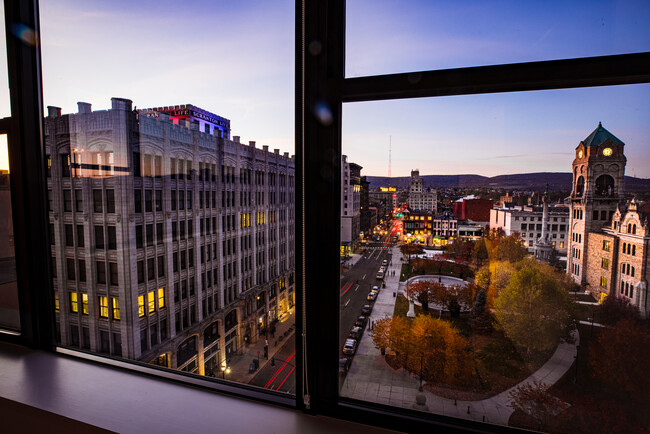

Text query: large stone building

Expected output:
[408,170,437,212]
[489,205,569,256]
[45,98,295,375]
[340,156,361,255]
[567,123,649,317]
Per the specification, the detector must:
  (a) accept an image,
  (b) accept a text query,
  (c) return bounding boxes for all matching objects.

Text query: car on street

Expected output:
[361,304,372,315]
[382,259,388,266]
[367,291,378,301]
[343,338,357,356]
[354,316,367,328]
[339,357,352,374]
[372,285,379,292]
[348,326,362,339]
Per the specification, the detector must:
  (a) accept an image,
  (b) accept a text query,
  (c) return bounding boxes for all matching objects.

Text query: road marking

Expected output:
[354,284,358,292]
[362,274,366,280]
[344,299,350,306]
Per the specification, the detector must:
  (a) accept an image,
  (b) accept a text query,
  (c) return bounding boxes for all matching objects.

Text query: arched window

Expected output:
[575,176,585,197]
[625,282,629,296]
[631,266,635,277]
[224,309,238,331]
[204,321,220,348]
[595,175,615,197]
[627,223,632,233]
[632,245,636,256]
[632,224,637,234]
[623,242,626,253]
[630,286,634,298]
[177,335,197,366]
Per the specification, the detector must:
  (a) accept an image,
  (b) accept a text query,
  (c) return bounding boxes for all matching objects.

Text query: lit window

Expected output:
[600,276,608,287]
[69,292,78,313]
[138,295,145,318]
[82,293,88,315]
[602,240,611,251]
[148,291,155,314]
[601,258,610,269]
[112,298,120,320]
[158,288,165,309]
[54,293,59,312]
[99,296,108,318]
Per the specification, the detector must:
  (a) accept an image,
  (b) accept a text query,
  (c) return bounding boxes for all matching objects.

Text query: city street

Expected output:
[249,332,296,394]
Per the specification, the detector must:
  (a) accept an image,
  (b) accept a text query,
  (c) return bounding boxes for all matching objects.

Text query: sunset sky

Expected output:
[1,0,649,177]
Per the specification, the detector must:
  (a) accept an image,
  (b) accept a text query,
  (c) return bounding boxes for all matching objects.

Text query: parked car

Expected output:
[354,316,367,328]
[372,285,379,292]
[367,291,378,301]
[348,326,362,339]
[339,357,352,374]
[343,338,357,356]
[382,259,388,266]
[361,304,372,315]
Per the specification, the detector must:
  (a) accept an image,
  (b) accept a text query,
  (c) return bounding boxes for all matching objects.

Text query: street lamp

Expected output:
[418,352,424,392]
[221,364,231,380]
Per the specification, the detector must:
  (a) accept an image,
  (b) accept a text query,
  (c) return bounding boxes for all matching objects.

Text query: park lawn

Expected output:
[392,294,554,400]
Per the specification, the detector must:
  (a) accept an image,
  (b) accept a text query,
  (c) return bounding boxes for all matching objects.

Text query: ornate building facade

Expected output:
[45,98,295,374]
[567,123,648,318]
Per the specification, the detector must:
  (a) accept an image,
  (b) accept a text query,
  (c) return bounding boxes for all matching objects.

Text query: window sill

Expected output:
[0,342,392,434]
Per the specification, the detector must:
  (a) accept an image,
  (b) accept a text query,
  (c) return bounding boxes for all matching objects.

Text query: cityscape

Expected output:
[0,2,648,432]
[3,97,645,432]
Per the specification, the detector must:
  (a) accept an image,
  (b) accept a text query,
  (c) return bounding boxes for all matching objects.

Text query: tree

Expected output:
[475,260,516,307]
[589,318,650,398]
[495,233,528,263]
[370,317,392,354]
[597,295,640,326]
[494,259,574,356]
[508,380,566,430]
[400,243,424,263]
[410,315,477,387]
[444,238,474,262]
[470,289,493,334]
[471,238,489,267]
[429,282,474,318]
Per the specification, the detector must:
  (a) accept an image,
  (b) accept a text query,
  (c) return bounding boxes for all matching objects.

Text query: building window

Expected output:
[138,295,145,318]
[602,240,611,251]
[158,288,165,309]
[69,292,78,313]
[82,293,88,315]
[601,258,609,269]
[600,276,608,288]
[93,189,103,213]
[112,298,120,320]
[98,296,108,318]
[148,291,155,314]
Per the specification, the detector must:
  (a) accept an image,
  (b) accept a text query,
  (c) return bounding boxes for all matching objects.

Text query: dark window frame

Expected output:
[1,0,649,432]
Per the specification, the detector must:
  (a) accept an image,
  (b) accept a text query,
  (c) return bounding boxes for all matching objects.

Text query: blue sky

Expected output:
[1,0,649,178]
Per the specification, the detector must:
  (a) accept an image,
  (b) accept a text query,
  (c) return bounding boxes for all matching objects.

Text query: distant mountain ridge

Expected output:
[366,172,650,192]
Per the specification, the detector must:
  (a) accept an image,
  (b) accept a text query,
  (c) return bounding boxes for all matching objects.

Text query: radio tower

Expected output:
[388,136,392,180]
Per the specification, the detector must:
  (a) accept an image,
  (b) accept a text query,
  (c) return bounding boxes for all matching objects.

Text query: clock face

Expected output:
[578,150,583,158]
[603,147,613,156]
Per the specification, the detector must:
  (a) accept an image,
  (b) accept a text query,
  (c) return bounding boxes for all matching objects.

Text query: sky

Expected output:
[1,0,649,177]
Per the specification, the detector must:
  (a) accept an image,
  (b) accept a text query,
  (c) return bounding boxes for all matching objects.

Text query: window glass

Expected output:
[339,85,650,432]
[39,0,295,391]
[346,0,650,77]
[0,134,19,331]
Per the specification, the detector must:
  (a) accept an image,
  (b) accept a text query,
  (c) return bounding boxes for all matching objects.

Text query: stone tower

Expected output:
[567,122,626,285]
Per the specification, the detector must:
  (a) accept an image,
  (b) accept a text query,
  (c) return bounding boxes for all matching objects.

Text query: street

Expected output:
[249,332,296,394]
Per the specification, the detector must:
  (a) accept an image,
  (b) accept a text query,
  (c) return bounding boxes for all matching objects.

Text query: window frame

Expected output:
[1,0,649,432]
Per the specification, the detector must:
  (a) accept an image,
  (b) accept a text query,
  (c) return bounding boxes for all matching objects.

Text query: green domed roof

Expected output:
[582,122,625,148]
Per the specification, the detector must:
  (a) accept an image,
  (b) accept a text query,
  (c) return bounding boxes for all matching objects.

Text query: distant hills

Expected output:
[367,172,650,193]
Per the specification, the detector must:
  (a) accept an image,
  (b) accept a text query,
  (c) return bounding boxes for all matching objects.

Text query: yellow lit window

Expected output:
[112,297,120,320]
[148,290,155,313]
[55,293,60,312]
[600,277,608,287]
[603,240,611,251]
[82,293,89,315]
[99,296,108,318]
[138,295,145,318]
[70,292,78,313]
[158,288,165,309]
[601,258,610,269]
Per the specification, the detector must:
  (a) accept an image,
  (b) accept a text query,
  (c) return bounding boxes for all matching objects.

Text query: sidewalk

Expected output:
[225,309,296,384]
[342,246,580,426]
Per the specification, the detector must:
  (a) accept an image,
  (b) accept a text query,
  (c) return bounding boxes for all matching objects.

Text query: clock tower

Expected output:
[567,122,626,285]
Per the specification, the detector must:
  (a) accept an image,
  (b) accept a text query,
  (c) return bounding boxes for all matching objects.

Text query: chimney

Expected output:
[249,141,256,147]
[77,102,92,114]
[283,152,289,158]
[233,136,240,143]
[47,106,61,118]
[263,145,269,152]
[111,97,132,111]
[274,149,280,155]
